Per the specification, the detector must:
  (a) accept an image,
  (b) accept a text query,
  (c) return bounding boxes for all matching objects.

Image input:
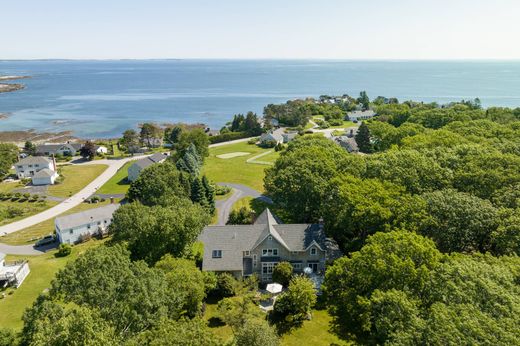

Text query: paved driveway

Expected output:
[215,183,272,225]
[0,155,145,236]
[0,242,57,255]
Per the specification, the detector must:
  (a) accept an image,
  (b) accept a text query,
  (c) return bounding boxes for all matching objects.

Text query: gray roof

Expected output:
[17,156,52,166]
[36,143,82,153]
[33,168,55,178]
[199,208,337,272]
[55,204,120,230]
[347,110,376,119]
[132,153,167,170]
[260,129,284,142]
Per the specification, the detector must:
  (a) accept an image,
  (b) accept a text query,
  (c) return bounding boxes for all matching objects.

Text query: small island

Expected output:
[0,75,30,93]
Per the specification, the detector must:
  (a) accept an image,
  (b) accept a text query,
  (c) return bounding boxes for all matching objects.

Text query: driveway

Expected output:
[0,155,146,236]
[0,242,57,256]
[215,183,272,225]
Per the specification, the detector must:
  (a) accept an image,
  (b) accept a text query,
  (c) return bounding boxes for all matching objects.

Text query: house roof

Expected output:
[198,208,338,272]
[336,136,359,152]
[55,204,120,231]
[16,156,52,166]
[36,143,82,153]
[347,110,376,119]
[32,168,56,178]
[132,153,167,170]
[260,129,284,142]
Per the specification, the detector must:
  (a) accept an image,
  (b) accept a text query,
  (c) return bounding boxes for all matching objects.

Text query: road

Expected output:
[0,156,145,236]
[215,183,272,225]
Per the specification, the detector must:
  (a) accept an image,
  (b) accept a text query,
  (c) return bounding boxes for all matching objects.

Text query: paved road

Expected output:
[0,155,145,236]
[215,183,272,225]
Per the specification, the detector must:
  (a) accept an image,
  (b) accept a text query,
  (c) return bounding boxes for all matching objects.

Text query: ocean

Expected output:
[1,59,519,138]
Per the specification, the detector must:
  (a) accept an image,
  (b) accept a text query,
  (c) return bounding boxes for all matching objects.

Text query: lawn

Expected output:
[203,299,348,346]
[97,160,136,195]
[48,164,108,198]
[203,141,279,192]
[0,181,23,193]
[0,239,105,330]
[310,116,357,129]
[0,199,58,227]
[0,199,116,245]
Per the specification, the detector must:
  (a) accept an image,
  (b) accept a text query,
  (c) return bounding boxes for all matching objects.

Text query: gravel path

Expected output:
[215,183,272,225]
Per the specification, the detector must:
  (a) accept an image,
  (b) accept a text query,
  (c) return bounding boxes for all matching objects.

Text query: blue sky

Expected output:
[2,0,519,59]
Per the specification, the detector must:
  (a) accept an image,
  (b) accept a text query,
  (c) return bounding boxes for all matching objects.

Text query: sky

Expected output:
[2,0,520,60]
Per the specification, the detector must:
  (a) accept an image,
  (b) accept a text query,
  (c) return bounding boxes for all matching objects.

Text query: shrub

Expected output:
[273,276,316,326]
[13,192,21,198]
[329,118,344,126]
[319,121,330,129]
[215,185,232,196]
[260,140,277,148]
[209,131,249,144]
[23,193,30,200]
[227,207,254,225]
[272,262,293,287]
[55,244,72,257]
[215,273,238,297]
[248,138,258,145]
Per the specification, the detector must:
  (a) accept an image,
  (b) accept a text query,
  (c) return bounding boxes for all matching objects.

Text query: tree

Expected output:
[155,255,206,317]
[79,141,97,161]
[127,318,221,346]
[120,129,140,154]
[190,177,208,209]
[217,295,263,333]
[357,91,370,110]
[0,328,17,346]
[176,128,209,162]
[355,122,372,153]
[140,123,163,148]
[49,245,185,336]
[166,126,183,146]
[0,143,19,177]
[235,319,280,346]
[420,189,498,253]
[110,201,210,265]
[176,143,202,176]
[201,175,215,214]
[492,208,520,256]
[23,141,36,155]
[227,207,253,225]
[273,276,316,325]
[243,111,262,135]
[272,262,293,287]
[127,162,191,205]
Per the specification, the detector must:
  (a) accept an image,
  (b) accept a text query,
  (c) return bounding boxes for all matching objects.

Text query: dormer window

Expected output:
[262,248,278,256]
[268,236,273,240]
[244,250,251,256]
[310,248,317,255]
[212,250,222,258]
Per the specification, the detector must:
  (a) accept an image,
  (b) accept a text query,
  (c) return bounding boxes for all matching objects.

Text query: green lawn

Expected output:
[0,199,116,245]
[0,199,58,226]
[203,299,347,346]
[97,160,136,195]
[0,181,23,193]
[48,164,108,198]
[203,142,278,192]
[310,116,357,130]
[0,239,105,330]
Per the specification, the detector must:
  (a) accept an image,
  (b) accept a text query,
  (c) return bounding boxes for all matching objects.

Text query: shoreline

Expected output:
[0,75,30,93]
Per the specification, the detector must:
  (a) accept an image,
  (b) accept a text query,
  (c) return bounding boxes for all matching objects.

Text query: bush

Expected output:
[260,140,277,148]
[272,276,316,326]
[209,131,249,144]
[272,262,293,287]
[227,207,253,225]
[55,244,72,257]
[319,121,330,129]
[248,138,258,145]
[23,193,30,200]
[329,118,343,126]
[215,185,231,196]
[215,273,238,297]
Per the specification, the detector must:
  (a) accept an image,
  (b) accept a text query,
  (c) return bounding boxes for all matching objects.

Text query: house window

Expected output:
[87,225,91,229]
[292,251,298,255]
[28,165,33,168]
[307,262,319,273]
[293,263,302,270]
[35,164,39,168]
[212,250,222,258]
[69,229,73,234]
[262,262,276,281]
[268,235,273,240]
[244,250,251,256]
[17,166,22,169]
[310,248,317,255]
[262,249,278,256]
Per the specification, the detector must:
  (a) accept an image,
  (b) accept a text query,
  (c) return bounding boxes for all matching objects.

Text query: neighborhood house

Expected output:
[346,110,376,122]
[55,204,120,244]
[198,209,340,282]
[14,156,59,185]
[259,129,298,146]
[127,153,168,182]
[36,143,83,156]
[0,252,30,288]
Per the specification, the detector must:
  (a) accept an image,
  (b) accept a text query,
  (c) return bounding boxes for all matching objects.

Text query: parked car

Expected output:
[35,234,55,247]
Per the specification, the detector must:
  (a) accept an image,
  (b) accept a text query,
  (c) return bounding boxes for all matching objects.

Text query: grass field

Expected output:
[0,239,105,330]
[48,164,108,198]
[0,181,23,193]
[0,200,115,245]
[97,160,136,195]
[203,141,279,192]
[311,116,357,130]
[0,199,58,227]
[204,299,348,346]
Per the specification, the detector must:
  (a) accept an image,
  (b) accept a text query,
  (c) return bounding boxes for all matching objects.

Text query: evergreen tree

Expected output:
[191,177,208,208]
[24,141,36,155]
[355,122,372,153]
[167,126,183,146]
[357,90,370,110]
[202,175,215,214]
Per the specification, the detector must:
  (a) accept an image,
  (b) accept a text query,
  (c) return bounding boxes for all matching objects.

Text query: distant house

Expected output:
[346,110,376,122]
[55,204,120,244]
[282,132,298,143]
[36,143,82,156]
[14,156,59,185]
[335,136,359,153]
[260,129,284,145]
[96,145,108,154]
[0,252,30,288]
[127,153,168,182]
[198,209,341,282]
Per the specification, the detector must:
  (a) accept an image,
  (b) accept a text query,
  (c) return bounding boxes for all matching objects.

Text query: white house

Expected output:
[15,156,59,185]
[127,153,168,182]
[55,204,120,244]
[0,252,30,288]
[96,145,108,154]
[260,128,284,145]
[346,110,376,122]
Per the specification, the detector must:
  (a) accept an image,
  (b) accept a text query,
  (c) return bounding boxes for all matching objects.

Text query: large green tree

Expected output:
[355,122,372,153]
[0,143,18,177]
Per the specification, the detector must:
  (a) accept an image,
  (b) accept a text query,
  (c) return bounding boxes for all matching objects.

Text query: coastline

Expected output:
[0,75,29,93]
[0,129,78,147]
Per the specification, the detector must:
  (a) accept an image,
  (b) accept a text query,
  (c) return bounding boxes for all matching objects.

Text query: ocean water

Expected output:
[1,60,519,138]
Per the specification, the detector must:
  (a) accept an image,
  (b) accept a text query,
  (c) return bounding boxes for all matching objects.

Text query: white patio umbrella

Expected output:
[266,282,283,294]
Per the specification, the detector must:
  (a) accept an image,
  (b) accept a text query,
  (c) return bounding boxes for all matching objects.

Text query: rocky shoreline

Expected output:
[0,129,78,147]
[0,75,30,93]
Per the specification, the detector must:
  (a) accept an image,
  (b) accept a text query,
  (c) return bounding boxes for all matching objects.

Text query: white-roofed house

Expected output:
[55,204,120,244]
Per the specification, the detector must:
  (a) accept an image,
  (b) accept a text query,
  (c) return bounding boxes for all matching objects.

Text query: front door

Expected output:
[308,262,319,274]
[262,262,276,282]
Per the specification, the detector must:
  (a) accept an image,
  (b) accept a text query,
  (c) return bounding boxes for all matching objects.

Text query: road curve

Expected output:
[215,183,272,225]
[0,156,145,235]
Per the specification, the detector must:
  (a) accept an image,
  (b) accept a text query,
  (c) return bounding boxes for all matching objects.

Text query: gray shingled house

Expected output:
[127,153,168,182]
[198,209,340,282]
